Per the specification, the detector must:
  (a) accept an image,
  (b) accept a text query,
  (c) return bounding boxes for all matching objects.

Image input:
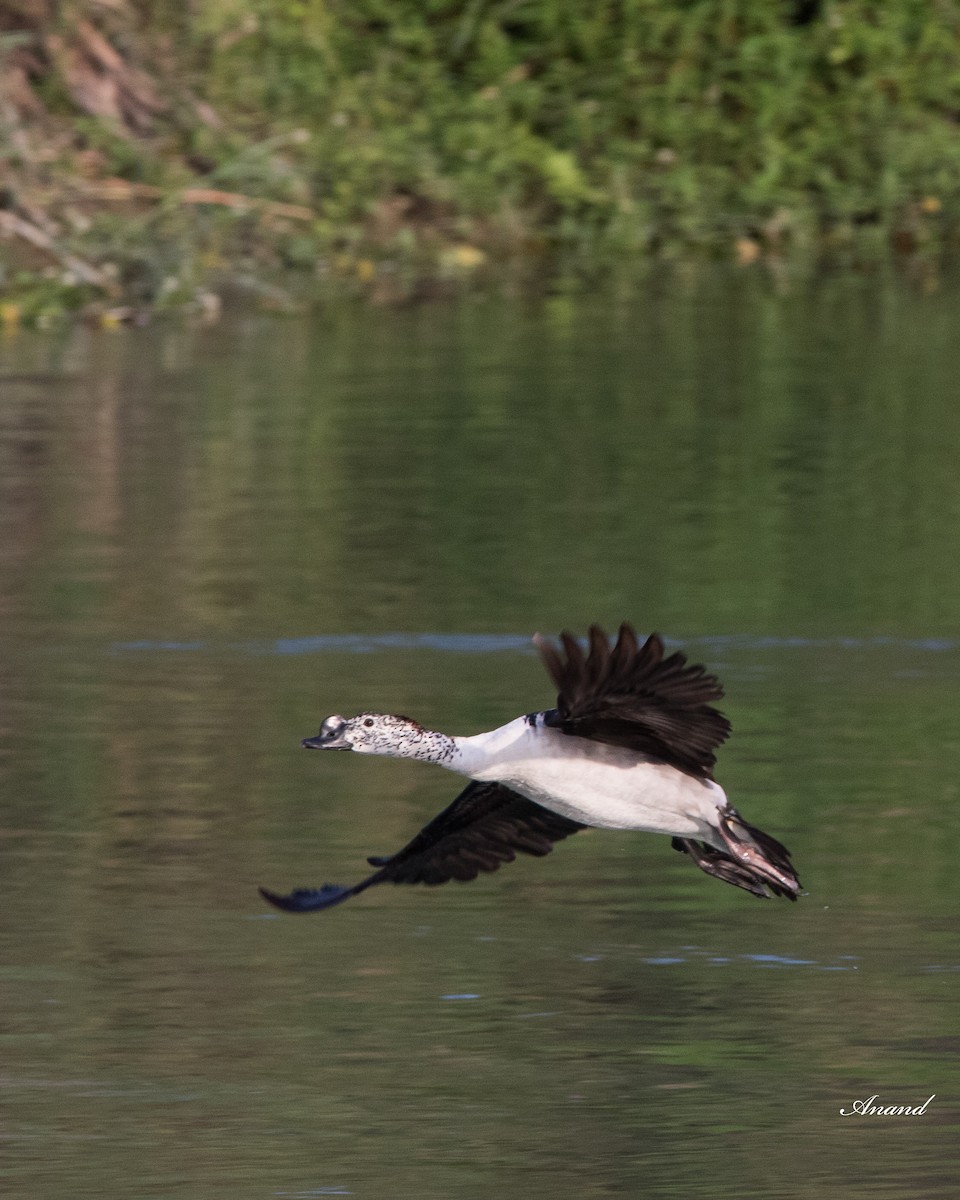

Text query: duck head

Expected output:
[301,713,429,756]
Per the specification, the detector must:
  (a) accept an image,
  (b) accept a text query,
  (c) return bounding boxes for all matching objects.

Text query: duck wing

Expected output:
[535,623,730,778]
[259,780,584,913]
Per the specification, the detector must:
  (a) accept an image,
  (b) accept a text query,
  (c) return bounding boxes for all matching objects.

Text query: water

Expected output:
[2,270,959,1198]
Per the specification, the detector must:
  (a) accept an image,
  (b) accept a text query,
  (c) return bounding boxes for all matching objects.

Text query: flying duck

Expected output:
[260,624,801,912]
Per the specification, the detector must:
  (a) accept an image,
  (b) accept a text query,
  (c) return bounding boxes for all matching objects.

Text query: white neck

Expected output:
[361,715,535,778]
[447,716,533,777]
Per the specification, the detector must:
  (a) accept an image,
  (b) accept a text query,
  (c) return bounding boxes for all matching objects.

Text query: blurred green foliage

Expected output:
[180,0,960,256]
[3,1,960,316]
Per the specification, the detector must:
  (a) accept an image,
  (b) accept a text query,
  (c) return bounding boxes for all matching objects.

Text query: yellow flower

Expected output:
[448,244,486,270]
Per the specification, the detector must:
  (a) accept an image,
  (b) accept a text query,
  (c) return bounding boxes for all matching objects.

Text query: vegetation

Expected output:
[3,1,960,322]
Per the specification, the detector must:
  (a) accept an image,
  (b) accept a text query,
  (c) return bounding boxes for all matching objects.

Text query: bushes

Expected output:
[2,1,960,318]
[191,1,960,244]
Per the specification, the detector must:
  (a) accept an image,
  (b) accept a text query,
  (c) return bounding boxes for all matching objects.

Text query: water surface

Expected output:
[2,270,959,1198]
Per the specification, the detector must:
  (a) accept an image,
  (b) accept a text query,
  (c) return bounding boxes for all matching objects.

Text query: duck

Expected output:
[259,623,801,913]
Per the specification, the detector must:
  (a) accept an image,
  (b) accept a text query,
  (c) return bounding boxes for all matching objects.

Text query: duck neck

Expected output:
[370,717,529,776]
[384,727,459,766]
[445,716,531,778]
[413,731,491,775]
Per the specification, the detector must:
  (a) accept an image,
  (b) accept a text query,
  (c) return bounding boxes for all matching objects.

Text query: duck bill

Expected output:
[301,730,352,750]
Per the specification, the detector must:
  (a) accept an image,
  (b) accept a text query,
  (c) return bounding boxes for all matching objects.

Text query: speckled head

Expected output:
[301,712,452,762]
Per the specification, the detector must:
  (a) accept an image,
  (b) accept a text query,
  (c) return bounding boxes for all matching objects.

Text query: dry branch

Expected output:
[75,178,314,221]
[0,210,109,287]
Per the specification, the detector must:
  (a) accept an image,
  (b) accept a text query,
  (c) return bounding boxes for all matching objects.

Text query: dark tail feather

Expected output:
[673,808,801,901]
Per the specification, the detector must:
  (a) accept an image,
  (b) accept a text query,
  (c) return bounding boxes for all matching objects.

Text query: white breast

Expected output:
[450,718,727,840]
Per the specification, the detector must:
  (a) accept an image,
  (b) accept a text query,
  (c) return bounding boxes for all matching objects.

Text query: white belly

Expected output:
[456,721,727,840]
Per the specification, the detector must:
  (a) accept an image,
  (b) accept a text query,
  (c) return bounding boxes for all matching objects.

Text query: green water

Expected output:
[2,270,959,1199]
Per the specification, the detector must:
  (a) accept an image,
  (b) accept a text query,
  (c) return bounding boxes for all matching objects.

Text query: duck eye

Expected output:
[363,718,374,728]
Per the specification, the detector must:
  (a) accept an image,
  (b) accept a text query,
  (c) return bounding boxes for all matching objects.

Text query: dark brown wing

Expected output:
[535,623,730,778]
[259,780,584,913]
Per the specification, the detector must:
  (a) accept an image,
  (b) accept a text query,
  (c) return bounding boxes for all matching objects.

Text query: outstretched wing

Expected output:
[535,623,730,778]
[259,780,584,913]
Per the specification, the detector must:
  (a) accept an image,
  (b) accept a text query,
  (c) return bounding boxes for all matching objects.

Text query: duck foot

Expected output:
[671,836,772,898]
[714,805,801,898]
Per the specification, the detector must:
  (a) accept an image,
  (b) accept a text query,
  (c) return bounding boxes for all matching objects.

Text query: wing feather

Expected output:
[536,623,730,778]
[260,780,584,913]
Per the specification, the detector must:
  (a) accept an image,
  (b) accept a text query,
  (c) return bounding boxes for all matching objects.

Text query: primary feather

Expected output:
[536,623,730,777]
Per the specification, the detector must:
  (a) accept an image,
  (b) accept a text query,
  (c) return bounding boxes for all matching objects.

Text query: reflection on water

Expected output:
[109,633,960,654]
[2,271,959,1198]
